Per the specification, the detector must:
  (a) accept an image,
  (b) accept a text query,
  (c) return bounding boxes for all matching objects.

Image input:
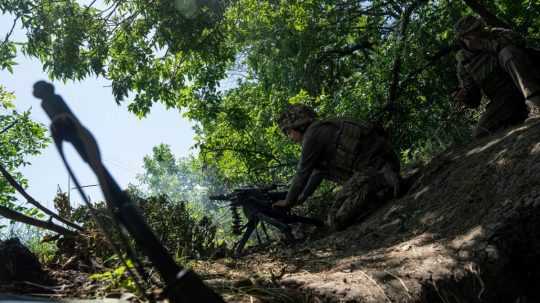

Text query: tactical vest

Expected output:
[458,29,525,99]
[321,120,385,182]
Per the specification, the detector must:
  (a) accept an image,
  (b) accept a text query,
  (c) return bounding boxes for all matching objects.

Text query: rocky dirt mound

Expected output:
[202,118,540,303]
[0,238,48,283]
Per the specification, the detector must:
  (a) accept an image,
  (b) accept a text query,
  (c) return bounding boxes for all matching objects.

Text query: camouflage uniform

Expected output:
[278,105,400,230]
[454,16,540,138]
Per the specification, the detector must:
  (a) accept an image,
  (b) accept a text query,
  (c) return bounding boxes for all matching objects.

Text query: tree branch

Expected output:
[0,120,18,135]
[201,145,279,163]
[397,44,457,94]
[0,205,77,236]
[324,40,374,57]
[461,0,511,29]
[386,0,428,120]
[2,15,19,45]
[0,163,84,231]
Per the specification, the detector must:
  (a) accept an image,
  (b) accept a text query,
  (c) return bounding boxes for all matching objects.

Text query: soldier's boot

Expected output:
[499,46,540,106]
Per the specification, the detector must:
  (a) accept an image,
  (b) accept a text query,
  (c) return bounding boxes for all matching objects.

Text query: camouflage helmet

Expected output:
[454,15,485,38]
[277,104,317,133]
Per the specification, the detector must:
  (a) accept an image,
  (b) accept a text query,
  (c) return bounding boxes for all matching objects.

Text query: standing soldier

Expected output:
[453,15,540,138]
[272,104,401,231]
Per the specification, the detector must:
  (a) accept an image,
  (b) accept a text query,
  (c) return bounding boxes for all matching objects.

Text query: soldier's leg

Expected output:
[474,90,528,139]
[330,168,385,231]
[499,46,540,106]
[331,162,401,231]
[327,171,370,229]
[331,178,371,231]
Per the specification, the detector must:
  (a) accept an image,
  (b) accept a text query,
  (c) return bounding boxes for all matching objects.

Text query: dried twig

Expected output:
[467,263,485,300]
[358,270,392,303]
[22,281,71,292]
[384,269,412,299]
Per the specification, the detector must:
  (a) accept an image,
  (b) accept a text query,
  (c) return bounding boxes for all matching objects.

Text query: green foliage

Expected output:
[68,191,218,261]
[53,189,72,219]
[3,0,540,188]
[89,259,137,293]
[1,0,231,116]
[136,144,221,206]
[0,85,49,223]
[25,235,57,264]
[135,144,241,248]
[3,223,57,264]
[133,193,218,259]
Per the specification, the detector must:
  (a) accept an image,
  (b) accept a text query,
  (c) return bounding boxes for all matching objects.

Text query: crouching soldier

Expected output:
[453,15,540,138]
[272,104,401,231]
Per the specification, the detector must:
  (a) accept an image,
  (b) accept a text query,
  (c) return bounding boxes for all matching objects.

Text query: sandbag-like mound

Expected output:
[0,238,47,283]
[210,118,540,303]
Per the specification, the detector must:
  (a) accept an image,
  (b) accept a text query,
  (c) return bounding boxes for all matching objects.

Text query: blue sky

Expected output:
[0,13,197,209]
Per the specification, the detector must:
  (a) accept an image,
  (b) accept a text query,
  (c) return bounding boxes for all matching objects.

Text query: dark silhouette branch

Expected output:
[0,205,77,236]
[1,15,19,45]
[0,163,84,231]
[323,40,374,57]
[462,0,511,29]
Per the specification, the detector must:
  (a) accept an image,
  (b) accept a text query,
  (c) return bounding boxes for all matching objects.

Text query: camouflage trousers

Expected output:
[473,46,540,138]
[327,162,400,231]
[474,83,528,138]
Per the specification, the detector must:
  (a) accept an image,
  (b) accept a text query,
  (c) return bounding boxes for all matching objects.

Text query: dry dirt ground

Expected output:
[197,117,540,303]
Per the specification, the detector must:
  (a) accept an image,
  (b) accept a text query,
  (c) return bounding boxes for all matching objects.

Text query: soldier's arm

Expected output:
[284,128,326,206]
[455,52,482,108]
[297,170,325,204]
[491,28,526,52]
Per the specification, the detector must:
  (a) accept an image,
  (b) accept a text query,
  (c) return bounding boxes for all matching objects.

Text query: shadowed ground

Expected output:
[199,117,540,303]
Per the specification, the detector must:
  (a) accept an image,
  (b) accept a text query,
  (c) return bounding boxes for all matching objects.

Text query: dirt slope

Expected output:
[203,118,540,303]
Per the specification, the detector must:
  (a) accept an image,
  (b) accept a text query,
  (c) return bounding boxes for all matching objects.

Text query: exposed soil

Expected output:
[199,117,540,303]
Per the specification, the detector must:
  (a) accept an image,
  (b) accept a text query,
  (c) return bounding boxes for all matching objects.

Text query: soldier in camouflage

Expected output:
[272,104,401,231]
[454,15,540,138]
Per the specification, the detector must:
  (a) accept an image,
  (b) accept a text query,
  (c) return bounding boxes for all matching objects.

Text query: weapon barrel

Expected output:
[209,194,230,201]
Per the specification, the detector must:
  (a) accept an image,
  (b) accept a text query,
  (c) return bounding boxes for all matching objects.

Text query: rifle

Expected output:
[32,81,224,303]
[210,185,323,257]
